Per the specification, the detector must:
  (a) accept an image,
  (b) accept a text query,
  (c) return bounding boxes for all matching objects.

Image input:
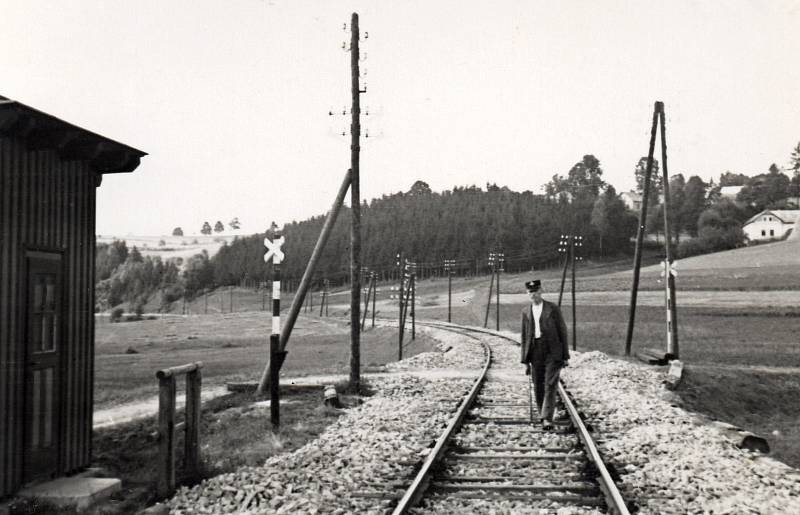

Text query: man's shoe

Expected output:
[541,419,553,430]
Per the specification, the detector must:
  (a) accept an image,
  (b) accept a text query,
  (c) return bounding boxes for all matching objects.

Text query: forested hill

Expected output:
[209,181,638,288]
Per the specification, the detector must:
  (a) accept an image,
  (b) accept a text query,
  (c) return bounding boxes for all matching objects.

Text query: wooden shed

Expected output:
[0,95,146,497]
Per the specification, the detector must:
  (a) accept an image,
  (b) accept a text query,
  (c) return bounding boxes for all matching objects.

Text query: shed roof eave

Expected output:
[0,96,147,175]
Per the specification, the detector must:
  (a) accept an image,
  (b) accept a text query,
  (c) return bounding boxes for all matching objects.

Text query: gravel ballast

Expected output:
[166,324,800,514]
[562,350,800,514]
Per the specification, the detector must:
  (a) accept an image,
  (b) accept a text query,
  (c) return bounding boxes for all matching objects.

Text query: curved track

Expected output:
[392,321,630,514]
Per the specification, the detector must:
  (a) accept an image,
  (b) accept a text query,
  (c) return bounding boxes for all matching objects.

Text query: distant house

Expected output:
[0,95,145,496]
[742,210,800,242]
[719,185,744,201]
[620,190,642,211]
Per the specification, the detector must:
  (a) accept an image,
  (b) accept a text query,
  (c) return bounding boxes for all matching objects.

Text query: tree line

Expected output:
[97,142,800,311]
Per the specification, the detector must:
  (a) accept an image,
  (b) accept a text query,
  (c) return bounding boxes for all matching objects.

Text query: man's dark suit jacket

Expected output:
[520,300,570,364]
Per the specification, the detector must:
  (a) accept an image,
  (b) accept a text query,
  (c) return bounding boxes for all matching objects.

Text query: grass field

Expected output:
[94,314,439,409]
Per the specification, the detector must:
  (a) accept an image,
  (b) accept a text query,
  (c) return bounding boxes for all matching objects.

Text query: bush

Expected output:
[161,284,184,304]
[110,307,124,323]
[677,238,710,258]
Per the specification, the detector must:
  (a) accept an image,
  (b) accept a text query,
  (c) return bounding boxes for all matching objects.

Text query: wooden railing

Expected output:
[155,361,203,498]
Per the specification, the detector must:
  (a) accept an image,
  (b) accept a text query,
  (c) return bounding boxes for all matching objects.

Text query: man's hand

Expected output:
[525,363,531,376]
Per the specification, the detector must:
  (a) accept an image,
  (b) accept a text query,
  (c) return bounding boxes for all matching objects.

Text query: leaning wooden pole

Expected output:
[349,12,362,391]
[659,105,680,359]
[625,102,660,356]
[483,265,495,328]
[557,236,569,308]
[256,170,352,395]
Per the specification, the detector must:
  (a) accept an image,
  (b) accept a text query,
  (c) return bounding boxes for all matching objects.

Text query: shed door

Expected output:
[23,252,63,483]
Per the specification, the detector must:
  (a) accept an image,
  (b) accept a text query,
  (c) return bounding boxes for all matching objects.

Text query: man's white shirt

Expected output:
[531,302,543,339]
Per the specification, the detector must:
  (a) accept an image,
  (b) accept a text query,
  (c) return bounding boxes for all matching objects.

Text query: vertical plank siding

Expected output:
[0,135,96,497]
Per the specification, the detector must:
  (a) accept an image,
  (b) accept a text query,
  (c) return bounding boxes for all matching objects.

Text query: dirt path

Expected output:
[496,290,800,308]
[93,369,479,429]
[687,364,800,375]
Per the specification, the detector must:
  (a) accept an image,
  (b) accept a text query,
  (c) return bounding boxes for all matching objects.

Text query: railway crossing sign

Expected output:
[660,260,678,277]
[264,235,285,264]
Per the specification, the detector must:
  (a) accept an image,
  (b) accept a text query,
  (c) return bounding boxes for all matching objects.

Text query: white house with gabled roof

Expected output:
[742,210,800,242]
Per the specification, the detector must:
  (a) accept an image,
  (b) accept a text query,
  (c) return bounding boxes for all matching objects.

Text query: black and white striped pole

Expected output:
[661,260,678,356]
[264,223,286,431]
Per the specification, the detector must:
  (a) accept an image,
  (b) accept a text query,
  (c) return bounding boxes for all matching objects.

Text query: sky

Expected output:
[3,0,800,236]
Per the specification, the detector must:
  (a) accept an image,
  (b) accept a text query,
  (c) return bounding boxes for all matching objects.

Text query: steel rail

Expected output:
[405,320,630,515]
[558,381,630,515]
[391,329,492,514]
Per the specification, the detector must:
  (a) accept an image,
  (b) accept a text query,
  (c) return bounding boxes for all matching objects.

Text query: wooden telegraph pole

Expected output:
[360,267,370,331]
[371,272,376,328]
[625,101,679,359]
[571,236,582,351]
[557,235,569,307]
[411,267,416,340]
[625,102,660,356]
[396,252,404,360]
[496,251,504,330]
[444,259,454,322]
[349,12,364,391]
[658,106,679,358]
[484,251,496,328]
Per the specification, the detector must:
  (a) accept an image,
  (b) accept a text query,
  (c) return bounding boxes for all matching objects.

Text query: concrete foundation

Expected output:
[17,477,121,512]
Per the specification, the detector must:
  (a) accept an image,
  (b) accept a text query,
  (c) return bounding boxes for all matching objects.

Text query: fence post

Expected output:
[411,273,416,340]
[185,368,201,478]
[371,273,376,328]
[157,375,176,498]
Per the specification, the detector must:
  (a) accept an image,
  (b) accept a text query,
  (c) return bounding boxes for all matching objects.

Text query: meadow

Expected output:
[87,237,800,513]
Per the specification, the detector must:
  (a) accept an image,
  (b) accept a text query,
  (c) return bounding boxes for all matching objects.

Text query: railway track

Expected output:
[391,321,630,514]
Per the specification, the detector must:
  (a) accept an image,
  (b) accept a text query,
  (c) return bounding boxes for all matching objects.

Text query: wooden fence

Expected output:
[155,361,203,498]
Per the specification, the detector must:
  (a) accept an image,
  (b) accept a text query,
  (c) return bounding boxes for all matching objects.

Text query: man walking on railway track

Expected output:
[520,279,569,430]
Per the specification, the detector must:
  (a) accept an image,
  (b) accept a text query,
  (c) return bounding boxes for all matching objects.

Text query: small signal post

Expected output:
[264,222,286,431]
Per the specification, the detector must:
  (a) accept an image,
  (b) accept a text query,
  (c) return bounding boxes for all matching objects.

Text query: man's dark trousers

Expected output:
[529,338,563,421]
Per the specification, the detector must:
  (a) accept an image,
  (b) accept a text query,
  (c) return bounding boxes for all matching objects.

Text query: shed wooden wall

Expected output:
[0,135,96,497]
